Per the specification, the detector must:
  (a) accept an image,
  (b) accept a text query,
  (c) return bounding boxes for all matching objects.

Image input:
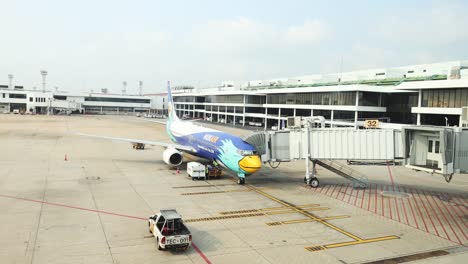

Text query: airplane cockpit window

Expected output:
[237,150,255,156]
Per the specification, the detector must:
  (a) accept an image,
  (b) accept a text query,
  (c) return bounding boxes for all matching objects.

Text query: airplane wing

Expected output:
[76,133,197,153]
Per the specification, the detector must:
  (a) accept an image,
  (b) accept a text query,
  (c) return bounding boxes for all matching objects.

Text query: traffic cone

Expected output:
[176,167,180,174]
[64,154,68,161]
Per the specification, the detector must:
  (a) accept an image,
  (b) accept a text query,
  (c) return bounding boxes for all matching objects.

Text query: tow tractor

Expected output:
[132,142,145,150]
[148,209,192,251]
[206,164,222,179]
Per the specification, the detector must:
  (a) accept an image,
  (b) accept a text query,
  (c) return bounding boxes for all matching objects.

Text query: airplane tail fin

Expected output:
[167,81,179,122]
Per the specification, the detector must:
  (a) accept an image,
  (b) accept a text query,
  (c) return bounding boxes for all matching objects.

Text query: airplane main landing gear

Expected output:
[237,178,245,185]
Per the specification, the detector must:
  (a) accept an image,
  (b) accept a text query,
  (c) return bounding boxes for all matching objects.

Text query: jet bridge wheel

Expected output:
[310,178,319,188]
[304,177,319,188]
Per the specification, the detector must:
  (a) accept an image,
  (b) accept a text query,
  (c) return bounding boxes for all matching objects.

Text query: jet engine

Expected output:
[162,148,183,166]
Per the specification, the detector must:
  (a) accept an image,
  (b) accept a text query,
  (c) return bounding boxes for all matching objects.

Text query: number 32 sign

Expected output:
[364,120,379,129]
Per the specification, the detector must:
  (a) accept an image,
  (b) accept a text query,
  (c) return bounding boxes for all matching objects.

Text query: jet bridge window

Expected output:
[428,140,440,154]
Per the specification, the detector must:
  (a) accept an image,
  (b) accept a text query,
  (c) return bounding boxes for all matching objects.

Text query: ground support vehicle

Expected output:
[148,209,192,250]
[206,165,222,179]
[187,162,206,180]
[132,143,145,149]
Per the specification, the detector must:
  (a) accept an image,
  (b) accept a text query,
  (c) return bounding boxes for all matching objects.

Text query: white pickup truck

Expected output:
[148,209,192,251]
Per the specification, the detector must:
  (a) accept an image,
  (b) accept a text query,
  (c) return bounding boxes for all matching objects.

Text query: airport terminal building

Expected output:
[0,87,151,115]
[172,60,468,129]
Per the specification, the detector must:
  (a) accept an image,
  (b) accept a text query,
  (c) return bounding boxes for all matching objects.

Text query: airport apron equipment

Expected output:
[244,116,468,188]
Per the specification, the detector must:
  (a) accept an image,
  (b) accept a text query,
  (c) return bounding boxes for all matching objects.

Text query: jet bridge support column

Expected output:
[304,119,319,187]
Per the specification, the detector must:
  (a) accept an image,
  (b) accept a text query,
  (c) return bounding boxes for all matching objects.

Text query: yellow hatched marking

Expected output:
[305,245,326,252]
[219,204,321,215]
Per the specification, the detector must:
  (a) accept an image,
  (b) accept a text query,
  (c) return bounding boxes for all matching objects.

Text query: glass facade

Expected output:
[422,88,468,108]
[358,92,385,107]
[245,95,265,104]
[9,93,27,99]
[205,95,243,103]
[267,92,355,105]
[85,97,150,104]
[174,96,193,103]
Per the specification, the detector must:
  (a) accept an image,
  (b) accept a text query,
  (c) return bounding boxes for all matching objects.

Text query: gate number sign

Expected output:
[364,120,379,128]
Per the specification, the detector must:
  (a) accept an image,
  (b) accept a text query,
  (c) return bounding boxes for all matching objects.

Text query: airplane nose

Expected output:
[238,155,262,174]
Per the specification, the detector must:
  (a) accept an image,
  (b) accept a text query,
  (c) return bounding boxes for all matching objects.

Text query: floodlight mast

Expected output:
[40,70,48,92]
[122,81,127,95]
[139,81,143,96]
[8,74,13,89]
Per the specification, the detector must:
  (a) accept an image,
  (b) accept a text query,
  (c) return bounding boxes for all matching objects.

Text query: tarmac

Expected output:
[0,114,467,264]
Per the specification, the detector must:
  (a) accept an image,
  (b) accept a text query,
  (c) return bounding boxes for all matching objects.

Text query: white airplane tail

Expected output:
[167,81,179,123]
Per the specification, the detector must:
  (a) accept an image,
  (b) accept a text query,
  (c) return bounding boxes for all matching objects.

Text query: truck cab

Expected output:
[148,209,192,250]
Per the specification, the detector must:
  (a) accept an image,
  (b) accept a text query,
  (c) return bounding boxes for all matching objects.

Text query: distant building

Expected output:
[0,87,151,114]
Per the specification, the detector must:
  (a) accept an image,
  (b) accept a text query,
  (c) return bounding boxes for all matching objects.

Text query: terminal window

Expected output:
[9,94,26,99]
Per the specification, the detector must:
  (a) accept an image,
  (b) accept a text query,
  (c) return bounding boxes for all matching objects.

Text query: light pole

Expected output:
[8,74,13,89]
[40,70,48,92]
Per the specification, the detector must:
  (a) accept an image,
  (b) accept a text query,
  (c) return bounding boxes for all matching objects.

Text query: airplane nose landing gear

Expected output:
[237,173,246,185]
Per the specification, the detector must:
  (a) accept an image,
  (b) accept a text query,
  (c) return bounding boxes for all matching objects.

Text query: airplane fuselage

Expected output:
[166,118,261,177]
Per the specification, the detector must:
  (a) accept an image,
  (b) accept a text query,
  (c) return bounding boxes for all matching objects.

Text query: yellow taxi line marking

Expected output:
[185,212,265,223]
[282,215,350,224]
[265,207,330,215]
[261,204,321,211]
[180,189,252,195]
[266,215,350,226]
[244,184,364,241]
[323,236,400,249]
[173,184,238,189]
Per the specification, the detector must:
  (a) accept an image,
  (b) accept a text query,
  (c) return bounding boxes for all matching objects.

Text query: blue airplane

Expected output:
[79,82,262,184]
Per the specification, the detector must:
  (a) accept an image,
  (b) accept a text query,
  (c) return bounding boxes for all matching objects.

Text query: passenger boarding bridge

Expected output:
[244,117,468,188]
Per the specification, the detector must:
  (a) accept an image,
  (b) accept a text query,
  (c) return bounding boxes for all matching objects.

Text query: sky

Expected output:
[1,0,468,94]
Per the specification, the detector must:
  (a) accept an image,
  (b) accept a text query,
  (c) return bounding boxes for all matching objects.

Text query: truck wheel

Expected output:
[157,238,162,251]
